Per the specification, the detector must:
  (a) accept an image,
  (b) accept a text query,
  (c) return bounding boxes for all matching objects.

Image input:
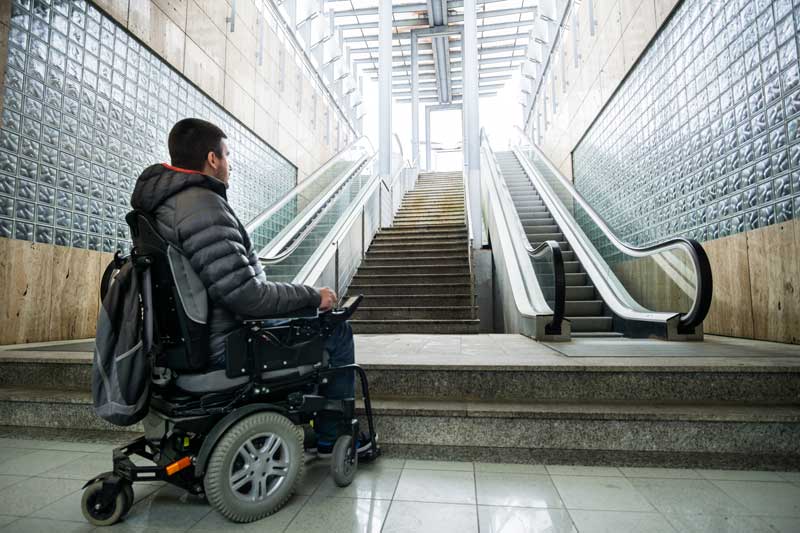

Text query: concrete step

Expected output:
[565,300,604,315]
[349,294,475,307]
[357,265,470,276]
[359,398,800,467]
[394,210,465,219]
[377,228,467,238]
[349,283,473,295]
[372,235,468,246]
[368,242,466,253]
[569,315,615,332]
[365,248,469,258]
[353,306,477,320]
[2,389,797,468]
[351,273,471,285]
[387,221,466,230]
[380,223,466,233]
[350,319,481,334]
[362,256,469,268]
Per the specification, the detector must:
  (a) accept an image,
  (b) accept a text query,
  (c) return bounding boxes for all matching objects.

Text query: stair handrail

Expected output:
[300,156,416,297]
[512,128,712,333]
[255,139,374,262]
[481,129,567,337]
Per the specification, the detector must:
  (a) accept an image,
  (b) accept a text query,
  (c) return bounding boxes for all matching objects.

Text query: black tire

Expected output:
[121,482,134,515]
[81,481,127,527]
[331,435,357,487]
[204,412,304,523]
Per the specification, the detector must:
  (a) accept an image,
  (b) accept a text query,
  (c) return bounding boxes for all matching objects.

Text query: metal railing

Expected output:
[512,129,712,337]
[480,129,568,338]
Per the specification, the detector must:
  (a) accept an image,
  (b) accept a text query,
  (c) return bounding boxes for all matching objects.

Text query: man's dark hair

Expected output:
[168,118,227,171]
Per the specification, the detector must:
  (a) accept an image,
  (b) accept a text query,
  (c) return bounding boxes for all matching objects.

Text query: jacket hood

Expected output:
[131,164,227,213]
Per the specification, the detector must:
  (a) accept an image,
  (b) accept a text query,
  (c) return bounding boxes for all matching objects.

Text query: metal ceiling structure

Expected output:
[323,0,539,105]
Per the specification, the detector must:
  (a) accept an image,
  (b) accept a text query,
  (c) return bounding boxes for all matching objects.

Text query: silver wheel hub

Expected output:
[229,433,289,502]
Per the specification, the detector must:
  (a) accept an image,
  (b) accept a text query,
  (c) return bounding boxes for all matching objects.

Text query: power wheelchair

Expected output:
[81,210,380,526]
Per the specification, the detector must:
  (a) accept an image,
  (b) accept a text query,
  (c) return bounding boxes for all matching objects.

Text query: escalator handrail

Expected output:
[244,136,371,236]
[481,129,566,333]
[258,157,370,265]
[513,129,712,331]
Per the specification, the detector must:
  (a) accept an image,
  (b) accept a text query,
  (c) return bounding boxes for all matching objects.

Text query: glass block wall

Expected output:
[0,0,297,254]
[573,0,800,260]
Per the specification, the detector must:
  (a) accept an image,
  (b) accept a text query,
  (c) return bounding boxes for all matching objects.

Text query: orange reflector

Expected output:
[165,456,192,476]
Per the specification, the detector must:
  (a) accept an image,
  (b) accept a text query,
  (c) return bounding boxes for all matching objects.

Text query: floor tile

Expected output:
[313,467,401,500]
[619,467,700,479]
[697,469,787,482]
[364,457,405,470]
[404,460,474,471]
[284,496,390,533]
[475,463,548,475]
[663,513,776,532]
[296,461,331,495]
[777,472,800,484]
[0,517,95,533]
[0,476,83,516]
[38,453,114,480]
[0,450,88,476]
[0,516,18,527]
[478,505,576,533]
[189,493,308,531]
[32,482,161,523]
[0,448,35,464]
[568,510,676,533]
[550,475,654,512]
[476,473,563,509]
[0,474,26,491]
[764,516,800,533]
[628,478,749,516]
[545,466,622,477]
[123,485,211,530]
[712,480,800,517]
[394,469,476,504]
[0,439,106,453]
[381,501,478,533]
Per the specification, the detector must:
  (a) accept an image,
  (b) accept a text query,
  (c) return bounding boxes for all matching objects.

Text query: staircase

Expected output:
[347,171,480,334]
[496,151,616,335]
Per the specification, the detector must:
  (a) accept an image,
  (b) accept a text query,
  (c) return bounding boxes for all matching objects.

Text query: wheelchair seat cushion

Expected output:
[174,364,319,394]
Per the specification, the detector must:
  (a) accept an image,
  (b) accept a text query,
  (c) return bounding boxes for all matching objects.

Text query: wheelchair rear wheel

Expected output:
[204,411,304,523]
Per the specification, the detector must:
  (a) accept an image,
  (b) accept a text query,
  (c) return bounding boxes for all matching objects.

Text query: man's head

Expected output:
[168,118,230,187]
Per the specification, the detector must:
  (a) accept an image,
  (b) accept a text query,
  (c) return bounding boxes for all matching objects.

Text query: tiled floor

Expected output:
[0,437,799,532]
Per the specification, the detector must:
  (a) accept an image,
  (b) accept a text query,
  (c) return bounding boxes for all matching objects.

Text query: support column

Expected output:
[425,106,432,172]
[378,0,393,179]
[411,32,420,167]
[463,0,482,247]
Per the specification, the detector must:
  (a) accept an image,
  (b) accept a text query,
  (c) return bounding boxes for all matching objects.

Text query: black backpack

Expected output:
[91,251,155,426]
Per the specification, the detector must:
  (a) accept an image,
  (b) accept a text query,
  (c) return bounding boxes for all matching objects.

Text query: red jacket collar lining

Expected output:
[162,163,204,175]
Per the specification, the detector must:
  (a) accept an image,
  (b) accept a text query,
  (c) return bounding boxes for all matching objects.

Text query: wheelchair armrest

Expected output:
[242,306,320,327]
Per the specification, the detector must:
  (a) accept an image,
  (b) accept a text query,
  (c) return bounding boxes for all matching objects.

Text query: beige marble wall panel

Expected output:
[611,256,692,314]
[702,232,754,339]
[619,0,644,32]
[183,37,224,103]
[599,41,626,102]
[153,0,187,30]
[48,247,102,341]
[0,238,55,345]
[747,220,800,344]
[622,0,657,73]
[128,0,185,71]
[233,0,259,41]
[193,0,229,34]
[225,41,256,98]
[253,104,278,148]
[93,0,130,26]
[185,0,226,69]
[224,74,255,129]
[654,0,680,27]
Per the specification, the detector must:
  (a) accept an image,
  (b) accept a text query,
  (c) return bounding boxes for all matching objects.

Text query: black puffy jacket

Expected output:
[130,163,321,367]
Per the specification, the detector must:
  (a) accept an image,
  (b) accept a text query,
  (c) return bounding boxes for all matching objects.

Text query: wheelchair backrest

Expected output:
[125,210,210,372]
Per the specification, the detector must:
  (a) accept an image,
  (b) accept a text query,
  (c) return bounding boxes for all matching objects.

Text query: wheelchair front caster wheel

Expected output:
[81,480,129,526]
[331,435,357,487]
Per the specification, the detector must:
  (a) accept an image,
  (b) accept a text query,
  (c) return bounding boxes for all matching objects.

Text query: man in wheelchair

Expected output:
[82,119,378,526]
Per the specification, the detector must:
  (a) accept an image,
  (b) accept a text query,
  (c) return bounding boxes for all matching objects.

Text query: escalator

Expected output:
[482,132,712,340]
[496,152,614,335]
